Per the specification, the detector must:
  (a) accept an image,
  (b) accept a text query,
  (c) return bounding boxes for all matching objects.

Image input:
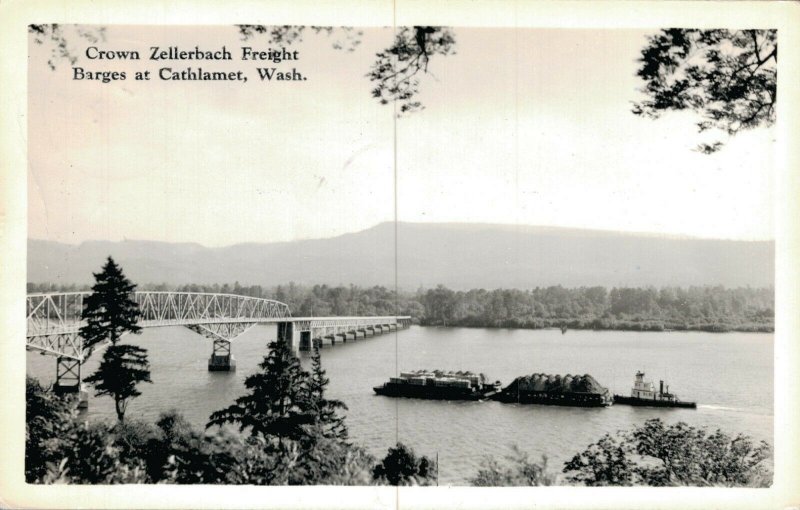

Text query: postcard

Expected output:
[1,1,798,509]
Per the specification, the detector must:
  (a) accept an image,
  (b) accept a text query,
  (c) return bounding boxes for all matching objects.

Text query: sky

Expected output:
[28,26,776,246]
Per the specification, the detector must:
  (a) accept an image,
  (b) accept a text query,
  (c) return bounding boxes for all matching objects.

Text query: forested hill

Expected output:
[28,222,774,289]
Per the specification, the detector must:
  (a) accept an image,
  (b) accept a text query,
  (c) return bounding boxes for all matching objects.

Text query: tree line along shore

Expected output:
[28,282,774,333]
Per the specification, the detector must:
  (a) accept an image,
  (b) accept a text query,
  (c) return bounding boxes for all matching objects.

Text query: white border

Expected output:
[1,1,798,509]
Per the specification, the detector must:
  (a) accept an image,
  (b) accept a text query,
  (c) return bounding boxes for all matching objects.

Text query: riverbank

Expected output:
[418,317,774,333]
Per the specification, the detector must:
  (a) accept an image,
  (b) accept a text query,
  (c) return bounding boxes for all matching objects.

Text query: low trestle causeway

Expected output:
[26,292,410,407]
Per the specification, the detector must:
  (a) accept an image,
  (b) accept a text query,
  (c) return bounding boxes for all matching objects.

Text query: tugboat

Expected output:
[491,373,613,407]
[613,371,696,408]
[373,370,502,401]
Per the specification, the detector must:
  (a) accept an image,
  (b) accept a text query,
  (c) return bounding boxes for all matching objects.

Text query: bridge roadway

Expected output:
[26,291,410,406]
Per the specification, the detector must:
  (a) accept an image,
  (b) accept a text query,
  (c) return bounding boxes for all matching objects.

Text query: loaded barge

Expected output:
[373,370,502,401]
[613,371,696,409]
[491,373,613,407]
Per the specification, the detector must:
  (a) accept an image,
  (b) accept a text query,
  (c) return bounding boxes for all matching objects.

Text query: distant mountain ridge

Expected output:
[27,222,774,289]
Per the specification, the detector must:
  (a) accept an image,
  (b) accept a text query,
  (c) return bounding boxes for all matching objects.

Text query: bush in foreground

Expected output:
[372,443,437,486]
[471,419,771,487]
[471,445,557,486]
[563,419,772,487]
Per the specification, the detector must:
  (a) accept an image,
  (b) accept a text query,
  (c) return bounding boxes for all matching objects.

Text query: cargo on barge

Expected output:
[373,370,502,401]
[613,371,696,408]
[491,373,612,407]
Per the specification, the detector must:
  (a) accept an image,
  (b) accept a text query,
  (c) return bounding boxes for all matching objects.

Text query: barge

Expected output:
[491,373,613,407]
[613,371,696,409]
[373,370,502,401]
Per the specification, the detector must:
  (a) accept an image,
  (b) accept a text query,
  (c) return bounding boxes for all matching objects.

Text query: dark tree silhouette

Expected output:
[80,257,150,421]
[239,25,454,114]
[207,340,313,442]
[367,26,456,114]
[84,344,152,422]
[25,377,77,482]
[562,433,636,486]
[632,29,777,153]
[238,25,363,51]
[302,345,349,442]
[79,256,142,355]
[372,442,437,486]
[28,24,106,70]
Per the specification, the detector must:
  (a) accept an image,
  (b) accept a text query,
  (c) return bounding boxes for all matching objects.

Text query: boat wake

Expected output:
[698,404,740,412]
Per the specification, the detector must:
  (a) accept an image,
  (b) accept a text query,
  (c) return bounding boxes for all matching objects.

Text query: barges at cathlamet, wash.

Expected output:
[491,373,613,407]
[613,371,697,408]
[373,370,502,401]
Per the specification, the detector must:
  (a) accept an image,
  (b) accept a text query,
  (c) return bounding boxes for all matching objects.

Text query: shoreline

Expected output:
[415,322,774,334]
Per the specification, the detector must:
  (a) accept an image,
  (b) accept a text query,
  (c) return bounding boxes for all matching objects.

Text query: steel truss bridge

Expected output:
[26,291,410,404]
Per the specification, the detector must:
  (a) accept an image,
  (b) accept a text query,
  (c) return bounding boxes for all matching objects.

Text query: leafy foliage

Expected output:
[631,418,772,486]
[207,339,313,441]
[27,377,771,487]
[372,443,437,486]
[84,344,152,421]
[563,433,637,486]
[562,419,772,487]
[26,377,148,484]
[368,27,456,114]
[28,24,106,70]
[240,25,455,113]
[27,376,381,485]
[471,446,557,486]
[632,29,777,152]
[25,377,78,482]
[238,25,363,52]
[419,284,774,332]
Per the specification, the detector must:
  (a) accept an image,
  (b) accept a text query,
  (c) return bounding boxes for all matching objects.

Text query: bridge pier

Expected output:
[278,321,307,352]
[208,339,236,372]
[300,331,313,351]
[54,356,88,409]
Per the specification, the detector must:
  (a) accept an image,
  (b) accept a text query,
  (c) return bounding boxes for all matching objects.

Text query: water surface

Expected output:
[27,326,773,485]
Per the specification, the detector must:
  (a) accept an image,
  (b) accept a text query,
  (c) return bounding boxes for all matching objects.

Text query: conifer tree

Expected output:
[79,257,141,354]
[304,345,348,442]
[207,340,313,442]
[84,344,151,422]
[80,257,151,421]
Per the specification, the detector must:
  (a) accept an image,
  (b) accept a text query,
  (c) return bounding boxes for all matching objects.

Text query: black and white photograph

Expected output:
[2,2,799,509]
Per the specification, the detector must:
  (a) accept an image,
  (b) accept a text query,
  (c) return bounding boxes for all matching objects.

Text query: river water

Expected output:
[26,326,773,485]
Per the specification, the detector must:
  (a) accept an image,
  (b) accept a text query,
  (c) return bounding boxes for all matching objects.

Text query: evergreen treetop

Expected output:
[304,346,348,442]
[80,256,141,354]
[207,340,313,442]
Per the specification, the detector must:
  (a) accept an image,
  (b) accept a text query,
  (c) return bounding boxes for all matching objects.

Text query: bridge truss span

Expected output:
[26,290,411,404]
[26,291,292,362]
